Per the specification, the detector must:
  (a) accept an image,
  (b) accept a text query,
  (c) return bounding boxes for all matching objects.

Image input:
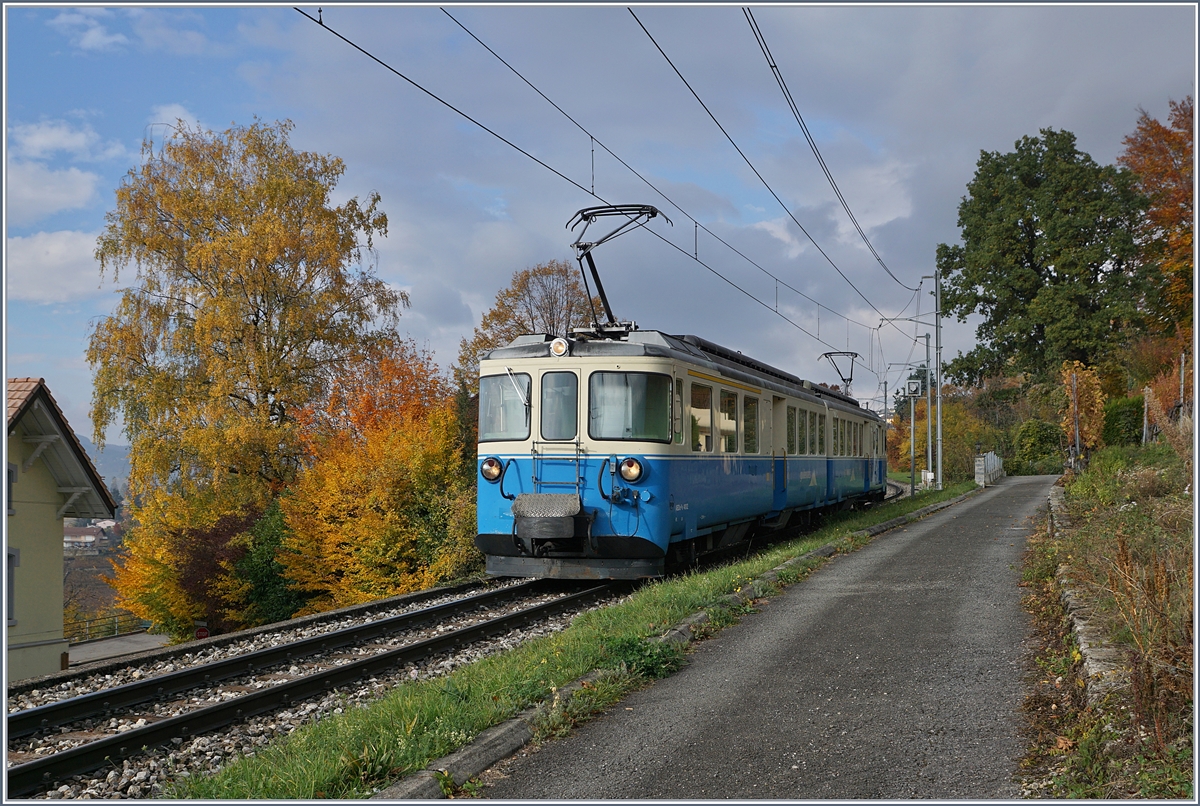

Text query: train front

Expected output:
[473,335,676,579]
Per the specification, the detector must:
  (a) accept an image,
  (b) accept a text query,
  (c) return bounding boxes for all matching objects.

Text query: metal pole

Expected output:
[934,269,943,490]
[1143,385,1151,444]
[1072,372,1081,468]
[924,334,932,488]
[910,393,916,497]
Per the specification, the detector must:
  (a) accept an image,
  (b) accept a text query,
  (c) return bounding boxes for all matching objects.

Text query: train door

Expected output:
[531,370,581,496]
[770,395,787,513]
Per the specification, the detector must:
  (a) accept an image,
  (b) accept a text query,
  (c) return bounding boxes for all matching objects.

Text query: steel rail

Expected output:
[9,580,544,740]
[8,583,611,797]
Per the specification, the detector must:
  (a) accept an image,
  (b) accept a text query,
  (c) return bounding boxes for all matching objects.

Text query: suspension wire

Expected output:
[294,7,880,377]
[440,7,875,332]
[743,7,919,293]
[629,8,916,344]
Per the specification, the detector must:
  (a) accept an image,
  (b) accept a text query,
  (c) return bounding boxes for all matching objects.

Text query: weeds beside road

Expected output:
[1020,444,1193,798]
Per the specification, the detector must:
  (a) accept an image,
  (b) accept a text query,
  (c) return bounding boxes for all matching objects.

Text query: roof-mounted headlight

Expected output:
[550,337,570,357]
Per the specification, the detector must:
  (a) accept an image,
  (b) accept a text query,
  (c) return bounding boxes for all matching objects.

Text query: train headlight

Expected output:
[618,457,644,482]
[550,337,570,357]
[480,457,503,482]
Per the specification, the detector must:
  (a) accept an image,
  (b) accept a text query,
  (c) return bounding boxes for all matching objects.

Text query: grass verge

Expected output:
[1019,444,1192,798]
[172,481,976,799]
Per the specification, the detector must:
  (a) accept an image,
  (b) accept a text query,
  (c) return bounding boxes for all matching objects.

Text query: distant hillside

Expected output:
[75,435,130,494]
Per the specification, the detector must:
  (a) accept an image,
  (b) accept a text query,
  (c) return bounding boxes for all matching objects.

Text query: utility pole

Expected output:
[934,270,943,490]
[909,392,916,497]
[924,334,932,488]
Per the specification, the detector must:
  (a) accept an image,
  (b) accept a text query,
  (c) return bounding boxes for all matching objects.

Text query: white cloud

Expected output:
[8,119,126,162]
[127,9,211,56]
[147,104,203,130]
[752,217,806,259]
[6,162,100,226]
[47,9,129,51]
[6,231,106,303]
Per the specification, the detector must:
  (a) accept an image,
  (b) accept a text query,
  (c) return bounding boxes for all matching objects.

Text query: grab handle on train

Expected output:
[597,457,611,501]
[499,458,517,500]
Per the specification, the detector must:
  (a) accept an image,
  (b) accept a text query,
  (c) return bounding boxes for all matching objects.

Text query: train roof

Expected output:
[481,329,873,417]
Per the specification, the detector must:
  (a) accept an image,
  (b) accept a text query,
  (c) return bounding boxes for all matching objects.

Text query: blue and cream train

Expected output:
[474,328,888,579]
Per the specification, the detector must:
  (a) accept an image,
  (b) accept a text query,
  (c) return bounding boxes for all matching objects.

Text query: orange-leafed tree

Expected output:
[94,119,406,637]
[1119,96,1193,334]
[281,341,480,613]
[455,258,600,391]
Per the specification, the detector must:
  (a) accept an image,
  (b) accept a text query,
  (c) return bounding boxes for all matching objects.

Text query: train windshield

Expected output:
[588,372,672,442]
[479,373,531,441]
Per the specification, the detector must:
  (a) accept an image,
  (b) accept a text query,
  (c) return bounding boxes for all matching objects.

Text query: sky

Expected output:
[4,3,1196,448]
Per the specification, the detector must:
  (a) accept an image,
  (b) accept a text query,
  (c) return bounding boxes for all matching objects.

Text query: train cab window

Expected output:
[786,406,797,455]
[690,383,713,452]
[719,390,738,452]
[540,372,578,441]
[479,372,531,442]
[818,414,826,454]
[588,372,672,442]
[674,379,684,444]
[743,397,759,454]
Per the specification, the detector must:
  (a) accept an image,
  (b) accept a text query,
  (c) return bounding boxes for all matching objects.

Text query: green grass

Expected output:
[172,480,977,799]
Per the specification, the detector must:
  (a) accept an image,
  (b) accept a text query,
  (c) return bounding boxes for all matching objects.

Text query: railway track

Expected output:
[7,580,614,798]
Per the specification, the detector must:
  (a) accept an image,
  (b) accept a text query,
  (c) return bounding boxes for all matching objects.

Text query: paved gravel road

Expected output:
[483,475,1057,799]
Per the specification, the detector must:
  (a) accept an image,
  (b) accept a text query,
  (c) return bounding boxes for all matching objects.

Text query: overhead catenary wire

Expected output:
[294,7,883,377]
[295,8,888,374]
[440,7,880,333]
[628,8,917,345]
[743,7,919,293]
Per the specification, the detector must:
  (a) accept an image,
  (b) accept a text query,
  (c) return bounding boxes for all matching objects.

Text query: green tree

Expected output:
[94,119,406,633]
[937,129,1147,387]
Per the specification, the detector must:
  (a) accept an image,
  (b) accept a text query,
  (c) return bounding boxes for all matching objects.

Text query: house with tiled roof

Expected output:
[6,378,115,681]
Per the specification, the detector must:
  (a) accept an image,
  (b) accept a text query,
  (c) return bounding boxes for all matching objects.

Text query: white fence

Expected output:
[975,451,1005,487]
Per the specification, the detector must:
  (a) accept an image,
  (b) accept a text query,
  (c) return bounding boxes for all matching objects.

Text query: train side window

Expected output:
[540,372,578,441]
[719,390,738,453]
[786,406,797,455]
[674,378,684,444]
[808,411,816,454]
[690,383,713,452]
[743,397,758,454]
[818,414,826,454]
[841,420,847,456]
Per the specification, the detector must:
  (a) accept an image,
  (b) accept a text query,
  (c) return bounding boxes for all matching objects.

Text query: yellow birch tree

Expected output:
[92,119,406,636]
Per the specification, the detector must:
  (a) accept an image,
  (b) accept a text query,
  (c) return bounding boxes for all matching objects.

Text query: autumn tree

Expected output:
[1118,96,1193,334]
[1059,361,1106,456]
[937,129,1148,388]
[93,119,406,634]
[455,258,599,390]
[281,341,479,613]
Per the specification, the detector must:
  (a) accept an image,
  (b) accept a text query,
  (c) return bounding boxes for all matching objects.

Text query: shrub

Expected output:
[1010,418,1064,475]
[1103,396,1144,446]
